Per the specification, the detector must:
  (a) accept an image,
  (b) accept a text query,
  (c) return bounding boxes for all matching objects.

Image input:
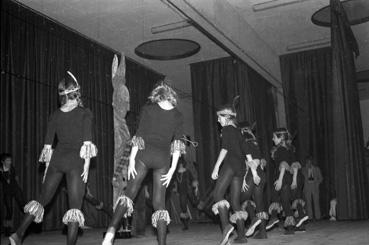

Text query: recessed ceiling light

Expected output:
[135,39,200,60]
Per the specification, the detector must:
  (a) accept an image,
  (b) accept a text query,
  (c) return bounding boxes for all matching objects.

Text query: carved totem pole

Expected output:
[111,54,131,203]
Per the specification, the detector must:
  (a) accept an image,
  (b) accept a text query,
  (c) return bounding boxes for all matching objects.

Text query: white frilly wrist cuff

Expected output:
[39,145,53,163]
[80,142,98,159]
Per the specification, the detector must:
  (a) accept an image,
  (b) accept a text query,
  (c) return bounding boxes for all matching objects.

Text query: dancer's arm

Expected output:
[39,112,56,163]
[211,149,227,180]
[161,123,185,186]
[290,162,301,189]
[161,150,180,187]
[128,145,138,180]
[128,106,147,180]
[274,161,288,191]
[244,141,261,184]
[249,159,261,185]
[44,112,57,146]
[80,109,97,183]
[161,112,186,187]
[273,147,290,191]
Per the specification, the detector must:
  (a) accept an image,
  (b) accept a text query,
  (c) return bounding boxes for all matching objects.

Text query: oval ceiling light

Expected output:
[312,0,369,27]
[135,39,200,60]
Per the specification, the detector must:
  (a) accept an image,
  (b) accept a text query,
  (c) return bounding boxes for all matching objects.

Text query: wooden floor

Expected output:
[1,220,369,245]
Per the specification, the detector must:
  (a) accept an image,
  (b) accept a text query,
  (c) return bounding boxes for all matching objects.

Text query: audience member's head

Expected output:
[305,155,313,168]
[1,153,12,168]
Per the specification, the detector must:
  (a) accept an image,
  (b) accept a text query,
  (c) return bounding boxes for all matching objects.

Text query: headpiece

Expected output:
[58,71,80,95]
[181,135,198,147]
[216,108,236,117]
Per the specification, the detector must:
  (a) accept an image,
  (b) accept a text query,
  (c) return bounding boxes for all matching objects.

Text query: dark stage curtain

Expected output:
[330,0,368,220]
[280,47,334,216]
[190,57,276,199]
[0,0,163,231]
[0,0,115,230]
[280,0,369,219]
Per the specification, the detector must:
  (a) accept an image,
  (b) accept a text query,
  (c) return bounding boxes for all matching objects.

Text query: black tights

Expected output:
[291,172,304,201]
[15,165,85,244]
[241,167,266,214]
[38,165,85,207]
[108,160,168,231]
[291,172,306,218]
[213,167,242,230]
[179,190,189,214]
[178,184,196,214]
[271,172,293,217]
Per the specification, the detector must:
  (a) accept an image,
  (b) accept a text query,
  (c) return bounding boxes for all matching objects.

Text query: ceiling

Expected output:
[17,0,369,94]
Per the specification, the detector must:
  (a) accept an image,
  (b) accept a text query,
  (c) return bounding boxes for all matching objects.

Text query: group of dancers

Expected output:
[209,106,309,245]
[6,71,308,245]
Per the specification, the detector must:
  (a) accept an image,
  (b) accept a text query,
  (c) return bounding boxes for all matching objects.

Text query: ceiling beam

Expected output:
[165,0,282,88]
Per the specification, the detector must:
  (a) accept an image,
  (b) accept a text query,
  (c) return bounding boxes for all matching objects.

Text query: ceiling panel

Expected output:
[17,0,369,86]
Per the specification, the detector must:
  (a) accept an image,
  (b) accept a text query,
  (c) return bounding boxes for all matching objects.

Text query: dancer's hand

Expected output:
[128,158,137,180]
[274,179,282,191]
[211,167,219,180]
[42,162,50,183]
[161,168,175,187]
[81,159,90,183]
[291,180,297,190]
[242,181,249,192]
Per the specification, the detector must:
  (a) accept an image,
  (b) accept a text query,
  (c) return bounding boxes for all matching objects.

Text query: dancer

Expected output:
[102,81,185,245]
[9,71,97,245]
[0,153,26,237]
[174,156,197,230]
[290,159,309,231]
[266,128,306,235]
[238,122,268,239]
[210,105,248,245]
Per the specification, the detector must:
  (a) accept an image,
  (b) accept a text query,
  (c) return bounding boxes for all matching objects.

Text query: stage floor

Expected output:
[1,220,369,245]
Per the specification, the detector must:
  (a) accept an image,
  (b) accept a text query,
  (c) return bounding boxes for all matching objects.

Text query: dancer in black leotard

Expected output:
[266,128,307,235]
[9,71,97,245]
[102,81,185,245]
[211,105,250,245]
[238,122,268,240]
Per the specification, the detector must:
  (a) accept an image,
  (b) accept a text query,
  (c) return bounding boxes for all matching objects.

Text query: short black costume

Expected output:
[109,103,185,234]
[219,125,247,177]
[45,107,93,171]
[134,103,184,169]
[40,106,93,209]
[272,146,295,185]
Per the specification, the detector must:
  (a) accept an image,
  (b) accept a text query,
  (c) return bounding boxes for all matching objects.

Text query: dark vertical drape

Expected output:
[190,57,276,199]
[280,0,369,219]
[0,0,164,230]
[1,0,115,230]
[330,0,368,220]
[280,47,334,216]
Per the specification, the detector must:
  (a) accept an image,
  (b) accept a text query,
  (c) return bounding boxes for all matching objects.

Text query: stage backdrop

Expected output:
[281,41,369,219]
[190,57,277,202]
[0,0,162,230]
[281,47,335,217]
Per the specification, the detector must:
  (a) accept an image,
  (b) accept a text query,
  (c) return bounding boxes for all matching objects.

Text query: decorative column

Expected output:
[111,54,131,203]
